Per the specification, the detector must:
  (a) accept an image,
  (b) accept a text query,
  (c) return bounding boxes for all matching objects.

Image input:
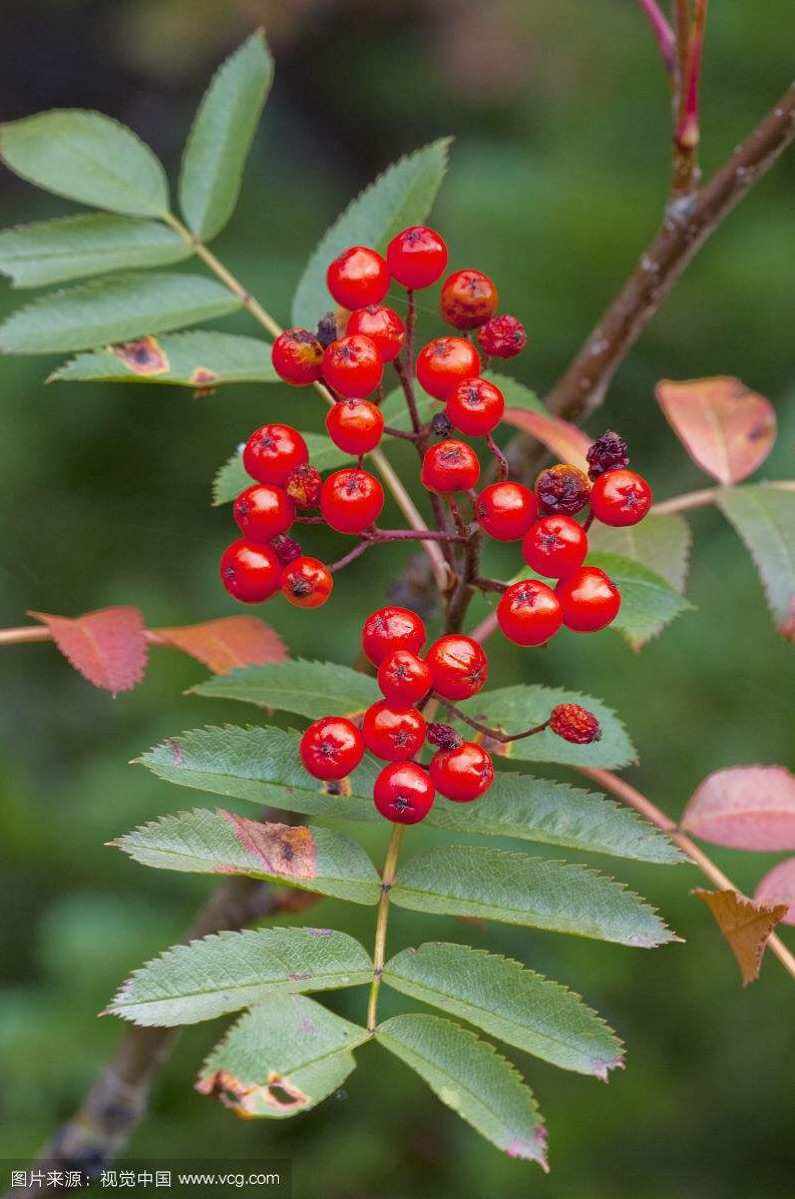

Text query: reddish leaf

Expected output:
[755,858,795,926]
[30,606,147,695]
[681,765,795,851]
[656,376,777,484]
[694,888,788,986]
[501,408,591,473]
[155,616,287,674]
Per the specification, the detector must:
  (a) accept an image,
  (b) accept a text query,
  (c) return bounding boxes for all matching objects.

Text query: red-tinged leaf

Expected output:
[681,765,795,851]
[501,408,591,473]
[29,606,147,695]
[155,616,287,675]
[656,377,777,485]
[755,858,795,926]
[694,888,788,986]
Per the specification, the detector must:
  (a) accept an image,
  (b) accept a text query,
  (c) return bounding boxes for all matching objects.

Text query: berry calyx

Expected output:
[549,703,602,744]
[416,336,481,400]
[373,761,435,824]
[362,606,427,665]
[590,468,653,527]
[430,742,494,802]
[497,579,563,646]
[477,313,527,358]
[320,468,384,534]
[233,483,294,545]
[322,334,384,399]
[362,700,426,762]
[586,430,629,481]
[243,424,309,485]
[425,634,488,700]
[300,716,364,781]
[535,463,590,516]
[220,539,282,604]
[421,439,481,494]
[326,245,389,310]
[445,377,505,437]
[271,328,324,386]
[285,464,322,510]
[475,482,537,541]
[281,556,333,608]
[271,533,302,565]
[377,649,432,707]
[346,305,405,362]
[426,722,463,750]
[325,398,384,455]
[556,566,621,632]
[522,514,588,578]
[386,226,448,290]
[440,269,499,330]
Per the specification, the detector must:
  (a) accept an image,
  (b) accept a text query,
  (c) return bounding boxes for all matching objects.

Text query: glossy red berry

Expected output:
[300,716,364,781]
[475,482,537,541]
[386,226,448,290]
[320,468,384,534]
[281,556,334,608]
[233,483,294,545]
[220,539,282,604]
[362,606,427,666]
[535,463,590,516]
[285,464,322,510]
[590,468,653,527]
[430,742,494,802]
[326,245,389,310]
[346,305,405,362]
[373,761,435,824]
[416,337,481,400]
[377,649,432,706]
[477,314,527,358]
[586,430,630,481]
[549,703,602,745]
[556,566,621,632]
[445,377,505,436]
[271,328,324,385]
[243,424,309,486]
[497,579,563,646]
[421,440,481,494]
[322,334,384,399]
[522,514,588,578]
[440,269,499,330]
[362,701,426,762]
[325,398,384,455]
[426,634,488,700]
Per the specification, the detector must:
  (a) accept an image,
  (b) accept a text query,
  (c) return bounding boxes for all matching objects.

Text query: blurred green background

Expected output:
[1,2,793,1196]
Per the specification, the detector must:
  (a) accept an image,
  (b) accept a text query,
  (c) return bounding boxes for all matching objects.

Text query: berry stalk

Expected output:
[366,823,405,1030]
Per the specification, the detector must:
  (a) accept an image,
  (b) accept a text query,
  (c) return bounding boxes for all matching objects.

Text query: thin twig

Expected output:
[442,698,549,743]
[635,0,676,72]
[366,824,405,1031]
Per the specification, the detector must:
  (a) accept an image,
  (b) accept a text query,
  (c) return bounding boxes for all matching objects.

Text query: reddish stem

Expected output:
[635,0,676,73]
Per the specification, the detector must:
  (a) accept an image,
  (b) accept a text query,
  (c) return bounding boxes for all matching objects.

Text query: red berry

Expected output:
[362,606,427,666]
[549,703,602,745]
[281,556,333,608]
[475,482,537,541]
[440,269,499,330]
[535,463,590,516]
[586,430,630,480]
[377,649,432,706]
[243,424,308,485]
[386,226,448,290]
[271,533,302,565]
[477,314,527,359]
[522,514,588,578]
[326,245,389,310]
[233,483,294,545]
[445,377,505,437]
[220,539,282,604]
[421,439,481,494]
[300,716,364,781]
[373,761,435,824]
[590,469,653,527]
[426,634,488,700]
[556,566,621,632]
[285,464,322,510]
[430,742,494,802]
[271,328,324,385]
[416,337,481,400]
[320,468,384,534]
[346,305,405,362]
[325,398,384,455]
[322,335,384,399]
[362,700,426,762]
[497,579,563,646]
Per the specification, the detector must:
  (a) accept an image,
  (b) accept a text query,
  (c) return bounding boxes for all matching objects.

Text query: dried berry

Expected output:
[549,703,602,744]
[270,534,302,565]
[431,412,454,439]
[285,464,322,510]
[426,722,464,750]
[586,430,630,481]
[535,463,590,516]
[477,314,526,359]
[316,311,341,348]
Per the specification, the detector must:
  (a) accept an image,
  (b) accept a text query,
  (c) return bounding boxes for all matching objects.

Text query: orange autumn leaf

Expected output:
[754,858,795,927]
[29,606,148,696]
[694,887,788,986]
[155,616,287,674]
[500,408,591,473]
[656,376,776,484]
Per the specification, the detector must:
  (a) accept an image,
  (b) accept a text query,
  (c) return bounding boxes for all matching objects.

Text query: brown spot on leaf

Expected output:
[222,813,317,880]
[323,776,352,798]
[165,738,183,766]
[196,1069,309,1118]
[111,336,169,376]
[694,887,788,985]
[190,366,219,385]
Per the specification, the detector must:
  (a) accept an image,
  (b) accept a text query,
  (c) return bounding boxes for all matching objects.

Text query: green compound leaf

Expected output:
[180,31,274,241]
[588,511,692,595]
[376,1013,547,1168]
[50,331,275,387]
[108,927,372,1027]
[292,138,451,328]
[391,844,677,947]
[715,483,795,640]
[1,109,169,217]
[488,372,543,414]
[113,807,380,906]
[0,272,241,355]
[586,550,694,650]
[197,996,368,1119]
[190,659,381,718]
[383,943,623,1078]
[213,435,350,505]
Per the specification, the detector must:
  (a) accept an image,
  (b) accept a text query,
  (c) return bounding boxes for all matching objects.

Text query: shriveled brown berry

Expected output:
[286,464,322,509]
[270,534,302,565]
[426,722,464,750]
[316,311,341,348]
[549,703,601,744]
[586,430,630,481]
[477,314,526,359]
[535,463,590,516]
[431,411,454,439]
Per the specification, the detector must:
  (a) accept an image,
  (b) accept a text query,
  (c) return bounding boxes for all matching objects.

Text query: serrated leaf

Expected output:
[755,859,795,926]
[1,109,169,217]
[213,433,349,505]
[376,1013,547,1167]
[114,807,380,905]
[486,372,542,414]
[379,386,437,433]
[50,331,275,387]
[108,927,372,1026]
[714,484,795,639]
[197,996,368,1119]
[681,765,795,851]
[585,550,694,649]
[155,616,287,674]
[499,407,591,471]
[30,606,147,695]
[191,659,380,718]
[391,845,676,947]
[694,888,787,986]
[0,273,241,355]
[384,943,623,1078]
[656,377,777,485]
[180,31,273,241]
[588,511,692,594]
[292,138,451,328]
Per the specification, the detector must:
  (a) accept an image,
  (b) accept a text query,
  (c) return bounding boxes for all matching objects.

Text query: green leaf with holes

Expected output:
[586,551,694,649]
[190,659,381,717]
[49,331,275,387]
[715,483,795,640]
